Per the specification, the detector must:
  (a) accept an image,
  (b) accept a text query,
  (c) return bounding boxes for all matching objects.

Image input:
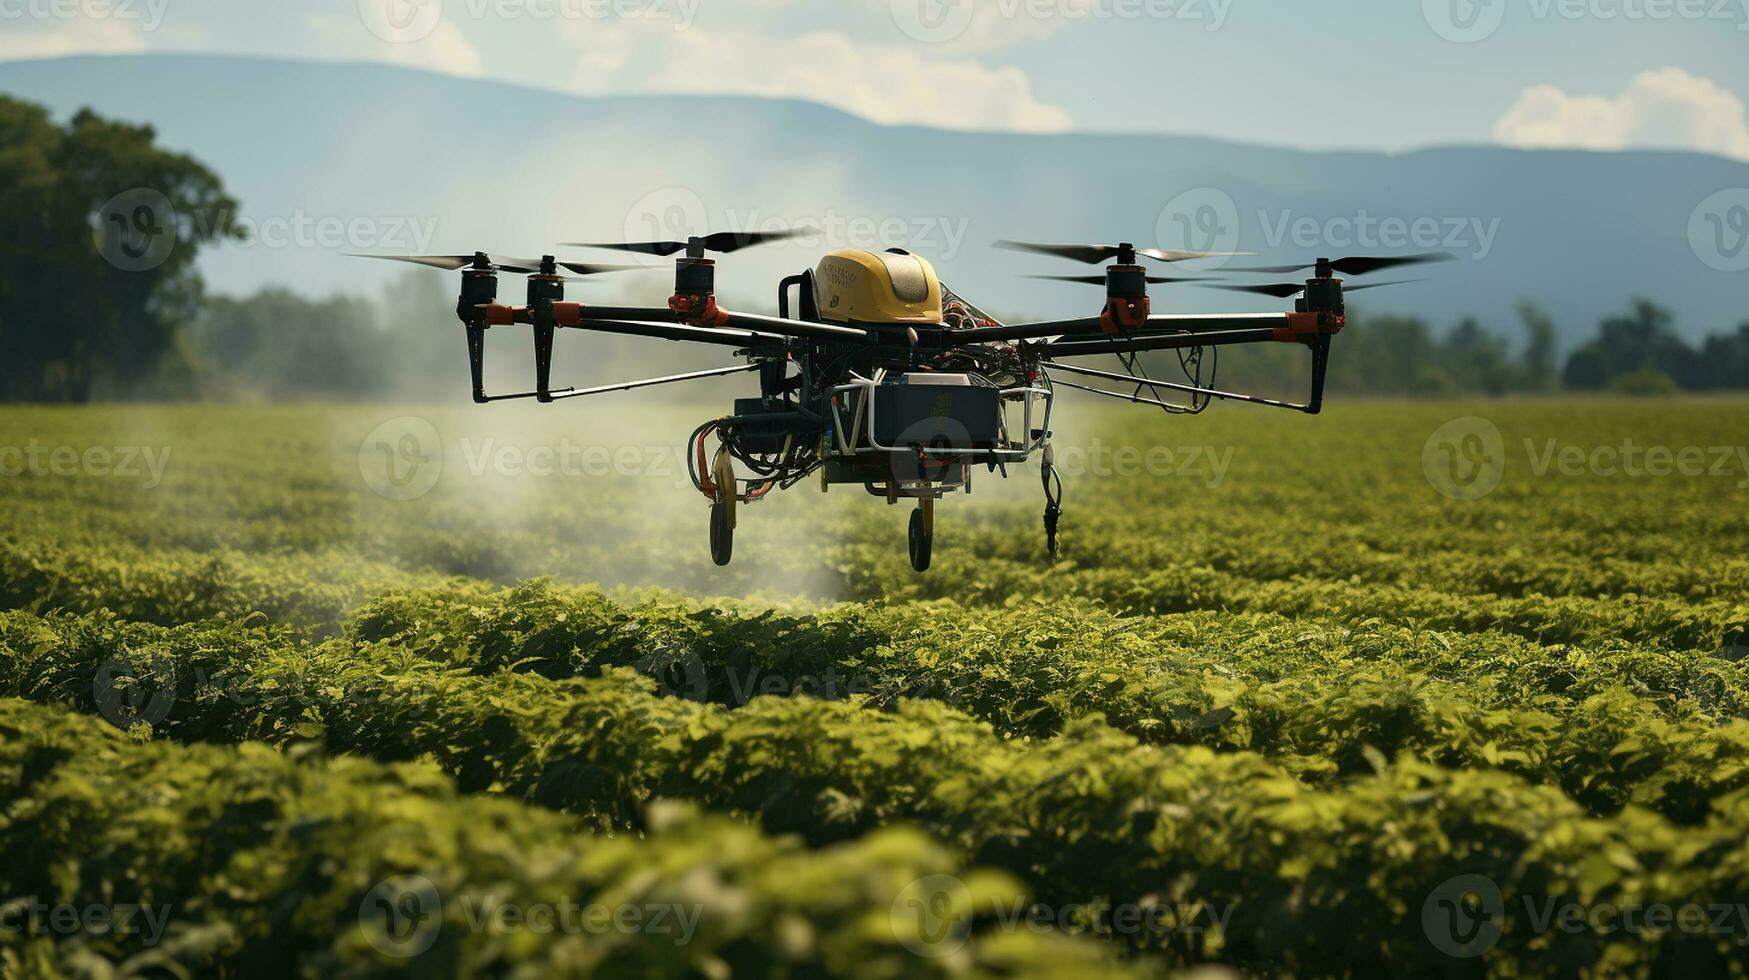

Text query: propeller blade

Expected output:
[564,228,803,257]
[1210,282,1309,298]
[1230,252,1455,276]
[994,240,1121,264]
[699,228,806,253]
[1135,247,1253,263]
[348,252,626,276]
[563,240,689,256]
[349,253,480,271]
[1330,253,1453,277]
[554,261,646,277]
[1343,278,1424,293]
[996,240,1250,265]
[1025,274,1220,285]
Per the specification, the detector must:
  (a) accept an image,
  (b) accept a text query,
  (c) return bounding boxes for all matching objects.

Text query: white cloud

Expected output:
[306,15,483,79]
[567,25,1071,132]
[0,17,147,60]
[1493,68,1749,162]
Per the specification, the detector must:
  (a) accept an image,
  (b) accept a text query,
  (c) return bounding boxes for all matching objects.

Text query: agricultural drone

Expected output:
[354,235,1449,571]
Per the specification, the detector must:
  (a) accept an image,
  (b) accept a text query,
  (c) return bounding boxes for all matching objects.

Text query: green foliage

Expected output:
[0,97,242,402]
[0,698,1138,978]
[1,399,1746,976]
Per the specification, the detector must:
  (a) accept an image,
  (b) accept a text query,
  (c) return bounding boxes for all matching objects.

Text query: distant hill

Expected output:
[3,54,1746,345]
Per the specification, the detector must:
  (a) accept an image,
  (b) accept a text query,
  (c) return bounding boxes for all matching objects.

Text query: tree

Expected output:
[1561,300,1698,390]
[0,96,242,402]
[1515,303,1559,392]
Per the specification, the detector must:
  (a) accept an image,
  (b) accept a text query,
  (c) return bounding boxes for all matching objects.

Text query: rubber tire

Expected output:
[908,507,933,572]
[710,502,733,567]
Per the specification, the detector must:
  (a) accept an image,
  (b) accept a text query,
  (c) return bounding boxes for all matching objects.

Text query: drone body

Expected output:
[355,234,1450,570]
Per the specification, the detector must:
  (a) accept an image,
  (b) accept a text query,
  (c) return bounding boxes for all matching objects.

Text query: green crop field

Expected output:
[1,397,1747,978]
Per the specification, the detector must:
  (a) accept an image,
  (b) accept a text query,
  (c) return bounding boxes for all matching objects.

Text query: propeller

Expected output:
[349,252,639,278]
[1026,273,1220,285]
[1212,279,1425,298]
[994,240,1249,265]
[564,229,804,258]
[1229,253,1454,277]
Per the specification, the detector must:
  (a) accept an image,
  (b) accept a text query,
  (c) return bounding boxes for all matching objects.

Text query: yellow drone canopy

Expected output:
[813,249,943,326]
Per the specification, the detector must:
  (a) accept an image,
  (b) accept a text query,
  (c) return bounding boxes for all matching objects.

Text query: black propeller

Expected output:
[1213,279,1425,298]
[995,240,1249,265]
[564,229,804,258]
[1230,253,1455,277]
[349,252,638,278]
[1026,273,1220,285]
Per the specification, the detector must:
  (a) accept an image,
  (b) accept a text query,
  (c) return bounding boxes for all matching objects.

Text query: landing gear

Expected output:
[709,500,733,566]
[709,448,737,567]
[1041,444,1063,560]
[908,497,934,572]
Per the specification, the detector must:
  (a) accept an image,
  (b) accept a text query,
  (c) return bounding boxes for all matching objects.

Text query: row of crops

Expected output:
[1,400,1746,976]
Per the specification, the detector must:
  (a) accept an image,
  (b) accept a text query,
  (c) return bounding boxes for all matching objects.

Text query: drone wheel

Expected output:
[908,505,933,573]
[710,501,733,566]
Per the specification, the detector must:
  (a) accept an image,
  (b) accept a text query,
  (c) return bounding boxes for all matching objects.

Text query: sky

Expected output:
[1,0,1745,157]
